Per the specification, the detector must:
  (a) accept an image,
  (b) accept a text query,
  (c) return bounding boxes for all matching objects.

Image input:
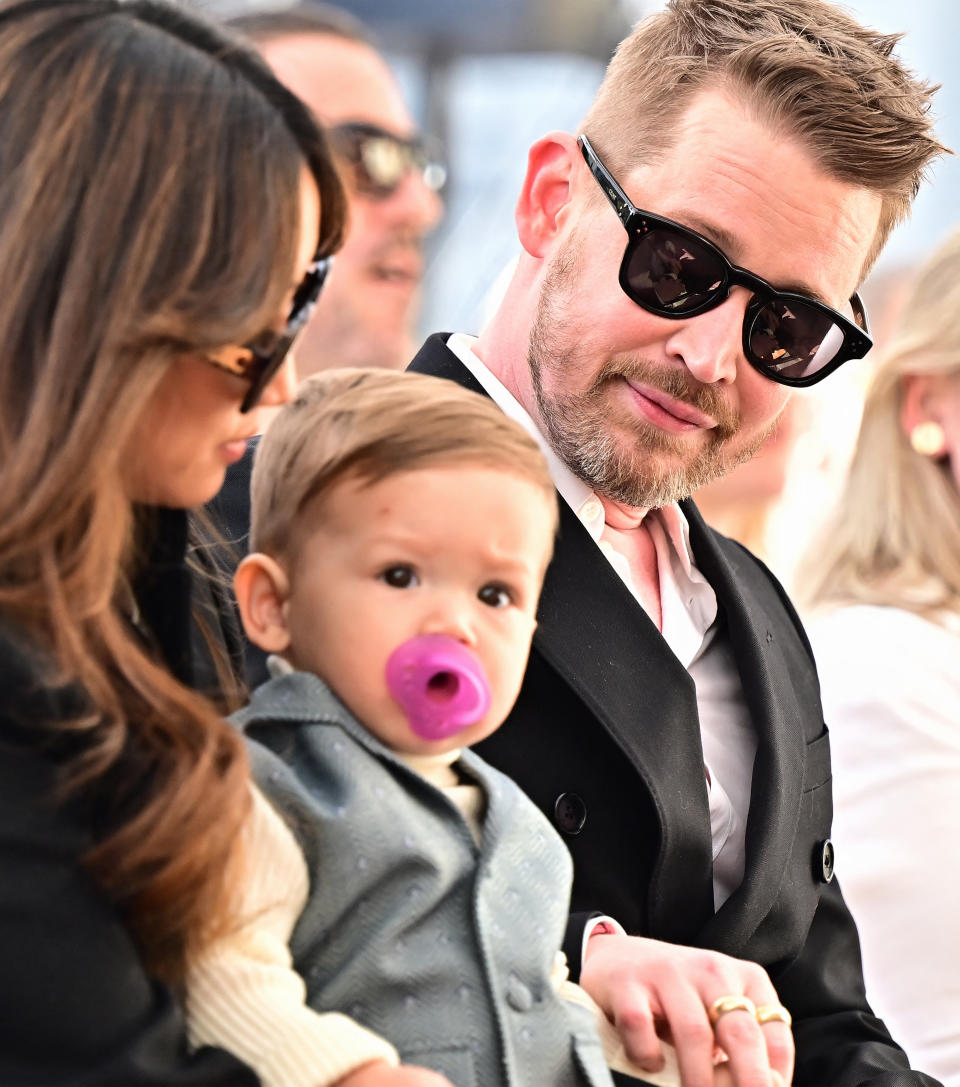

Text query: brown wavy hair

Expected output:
[0,0,345,982]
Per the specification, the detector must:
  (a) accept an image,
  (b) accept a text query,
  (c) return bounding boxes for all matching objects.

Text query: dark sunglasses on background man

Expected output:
[204,255,331,413]
[577,135,873,387]
[330,121,447,200]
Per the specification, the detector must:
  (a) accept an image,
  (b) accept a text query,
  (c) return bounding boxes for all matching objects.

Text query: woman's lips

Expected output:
[219,435,253,464]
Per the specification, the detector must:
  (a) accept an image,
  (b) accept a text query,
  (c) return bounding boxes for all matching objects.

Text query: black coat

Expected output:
[409,333,941,1087]
[0,508,259,1086]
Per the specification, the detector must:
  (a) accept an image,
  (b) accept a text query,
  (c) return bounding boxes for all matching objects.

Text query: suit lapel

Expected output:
[410,335,715,938]
[537,501,716,936]
[683,504,806,952]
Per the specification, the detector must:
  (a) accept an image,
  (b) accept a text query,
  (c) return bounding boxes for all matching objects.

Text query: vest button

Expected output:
[506,973,533,1012]
[553,792,587,835]
[815,838,835,883]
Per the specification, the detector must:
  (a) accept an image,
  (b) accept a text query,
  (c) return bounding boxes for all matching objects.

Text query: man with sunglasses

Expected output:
[227,1,444,375]
[409,2,946,1085]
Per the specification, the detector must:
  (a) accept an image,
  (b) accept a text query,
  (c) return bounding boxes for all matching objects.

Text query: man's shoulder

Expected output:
[407,332,483,395]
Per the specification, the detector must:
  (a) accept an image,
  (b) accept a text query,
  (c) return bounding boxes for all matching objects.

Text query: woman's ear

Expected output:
[901,373,948,457]
[515,132,580,259]
[233,553,292,654]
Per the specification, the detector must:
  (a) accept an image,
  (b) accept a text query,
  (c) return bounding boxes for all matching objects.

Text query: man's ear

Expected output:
[515,132,580,259]
[233,553,292,654]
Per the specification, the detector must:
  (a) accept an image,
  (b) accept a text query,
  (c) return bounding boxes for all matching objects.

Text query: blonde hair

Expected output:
[581,0,945,274]
[250,368,559,559]
[797,225,960,620]
[0,0,344,983]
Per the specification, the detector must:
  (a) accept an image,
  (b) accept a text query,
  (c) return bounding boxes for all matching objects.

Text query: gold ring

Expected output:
[755,1004,792,1027]
[708,995,757,1025]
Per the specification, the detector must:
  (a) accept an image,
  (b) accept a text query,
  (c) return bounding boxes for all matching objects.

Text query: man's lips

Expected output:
[623,377,720,431]
[369,245,422,286]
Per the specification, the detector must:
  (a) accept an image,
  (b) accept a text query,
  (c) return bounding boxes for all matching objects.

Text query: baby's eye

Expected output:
[478,583,513,608]
[379,564,419,589]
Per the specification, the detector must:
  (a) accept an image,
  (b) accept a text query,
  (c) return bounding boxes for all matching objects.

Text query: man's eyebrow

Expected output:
[676,211,835,305]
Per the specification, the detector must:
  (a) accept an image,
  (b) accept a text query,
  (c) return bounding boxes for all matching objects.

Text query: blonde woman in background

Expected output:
[797,224,960,1086]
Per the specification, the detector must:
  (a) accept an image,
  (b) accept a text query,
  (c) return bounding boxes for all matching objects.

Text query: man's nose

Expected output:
[661,289,750,385]
[381,167,444,233]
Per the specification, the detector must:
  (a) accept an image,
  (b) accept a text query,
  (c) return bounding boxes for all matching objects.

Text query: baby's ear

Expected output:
[233,553,292,654]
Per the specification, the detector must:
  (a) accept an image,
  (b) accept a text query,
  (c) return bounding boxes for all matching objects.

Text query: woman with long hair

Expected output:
[797,225,960,1085]
[0,0,346,1080]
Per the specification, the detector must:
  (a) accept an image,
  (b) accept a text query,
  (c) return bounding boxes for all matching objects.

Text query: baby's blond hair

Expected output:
[250,368,558,560]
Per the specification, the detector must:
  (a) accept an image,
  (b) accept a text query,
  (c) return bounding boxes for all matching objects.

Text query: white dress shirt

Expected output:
[446,333,757,907]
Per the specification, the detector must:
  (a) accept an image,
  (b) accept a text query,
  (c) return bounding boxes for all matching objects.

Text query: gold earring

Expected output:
[910,420,946,458]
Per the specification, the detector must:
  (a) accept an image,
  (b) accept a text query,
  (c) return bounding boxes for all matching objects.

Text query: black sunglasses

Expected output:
[577,135,872,388]
[329,122,446,200]
[204,256,331,412]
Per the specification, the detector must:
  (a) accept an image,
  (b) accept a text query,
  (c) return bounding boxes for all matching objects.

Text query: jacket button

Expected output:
[506,973,533,1012]
[553,792,587,835]
[815,838,835,883]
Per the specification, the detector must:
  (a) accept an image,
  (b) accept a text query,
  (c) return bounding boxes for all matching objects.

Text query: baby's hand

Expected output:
[333,1060,454,1087]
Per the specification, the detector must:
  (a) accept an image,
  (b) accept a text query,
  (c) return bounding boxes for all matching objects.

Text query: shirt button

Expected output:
[579,499,602,522]
[814,838,835,883]
[553,792,587,836]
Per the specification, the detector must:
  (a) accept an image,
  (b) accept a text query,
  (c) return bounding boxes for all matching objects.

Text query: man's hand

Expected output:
[579,933,794,1087]
[333,1060,454,1087]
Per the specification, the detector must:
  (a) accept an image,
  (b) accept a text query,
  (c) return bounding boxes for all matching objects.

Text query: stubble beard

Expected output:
[528,243,777,509]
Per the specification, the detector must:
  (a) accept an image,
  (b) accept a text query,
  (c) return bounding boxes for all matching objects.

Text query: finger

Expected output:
[756,1018,794,1085]
[654,972,722,1087]
[712,1003,773,1087]
[608,982,669,1072]
[741,972,795,1085]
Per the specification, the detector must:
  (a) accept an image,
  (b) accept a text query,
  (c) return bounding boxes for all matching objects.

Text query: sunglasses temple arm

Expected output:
[851,291,872,337]
[577,135,637,230]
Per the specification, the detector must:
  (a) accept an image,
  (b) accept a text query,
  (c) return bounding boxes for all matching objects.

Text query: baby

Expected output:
[186,369,678,1087]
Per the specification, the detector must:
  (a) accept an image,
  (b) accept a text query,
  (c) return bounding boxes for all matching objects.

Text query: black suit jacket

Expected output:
[0,510,259,1086]
[410,333,940,1087]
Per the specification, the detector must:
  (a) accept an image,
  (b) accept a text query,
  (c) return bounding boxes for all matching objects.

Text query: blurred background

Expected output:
[203,0,959,587]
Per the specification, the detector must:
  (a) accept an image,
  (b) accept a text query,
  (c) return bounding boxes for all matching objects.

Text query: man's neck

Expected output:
[599,494,649,530]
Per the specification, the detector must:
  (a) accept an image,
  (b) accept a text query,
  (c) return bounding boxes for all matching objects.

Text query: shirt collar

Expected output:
[446,332,594,516]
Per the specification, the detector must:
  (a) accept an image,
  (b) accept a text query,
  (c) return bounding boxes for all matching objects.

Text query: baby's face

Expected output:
[282,463,555,754]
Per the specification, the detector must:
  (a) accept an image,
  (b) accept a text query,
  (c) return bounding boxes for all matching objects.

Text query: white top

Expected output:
[807,603,960,1086]
[447,333,756,907]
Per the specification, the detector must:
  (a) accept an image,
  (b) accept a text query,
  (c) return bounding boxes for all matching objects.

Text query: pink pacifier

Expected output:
[385,634,491,741]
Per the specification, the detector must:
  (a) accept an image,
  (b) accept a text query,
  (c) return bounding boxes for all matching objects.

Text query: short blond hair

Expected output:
[581,0,946,275]
[250,368,559,558]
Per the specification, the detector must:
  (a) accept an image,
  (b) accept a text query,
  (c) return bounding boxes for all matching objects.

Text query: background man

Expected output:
[409,1,947,1084]
[228,2,444,375]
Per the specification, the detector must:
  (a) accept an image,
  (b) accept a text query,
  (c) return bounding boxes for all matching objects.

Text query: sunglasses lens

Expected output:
[332,124,445,200]
[239,260,329,413]
[623,229,726,315]
[357,135,412,193]
[747,299,845,383]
